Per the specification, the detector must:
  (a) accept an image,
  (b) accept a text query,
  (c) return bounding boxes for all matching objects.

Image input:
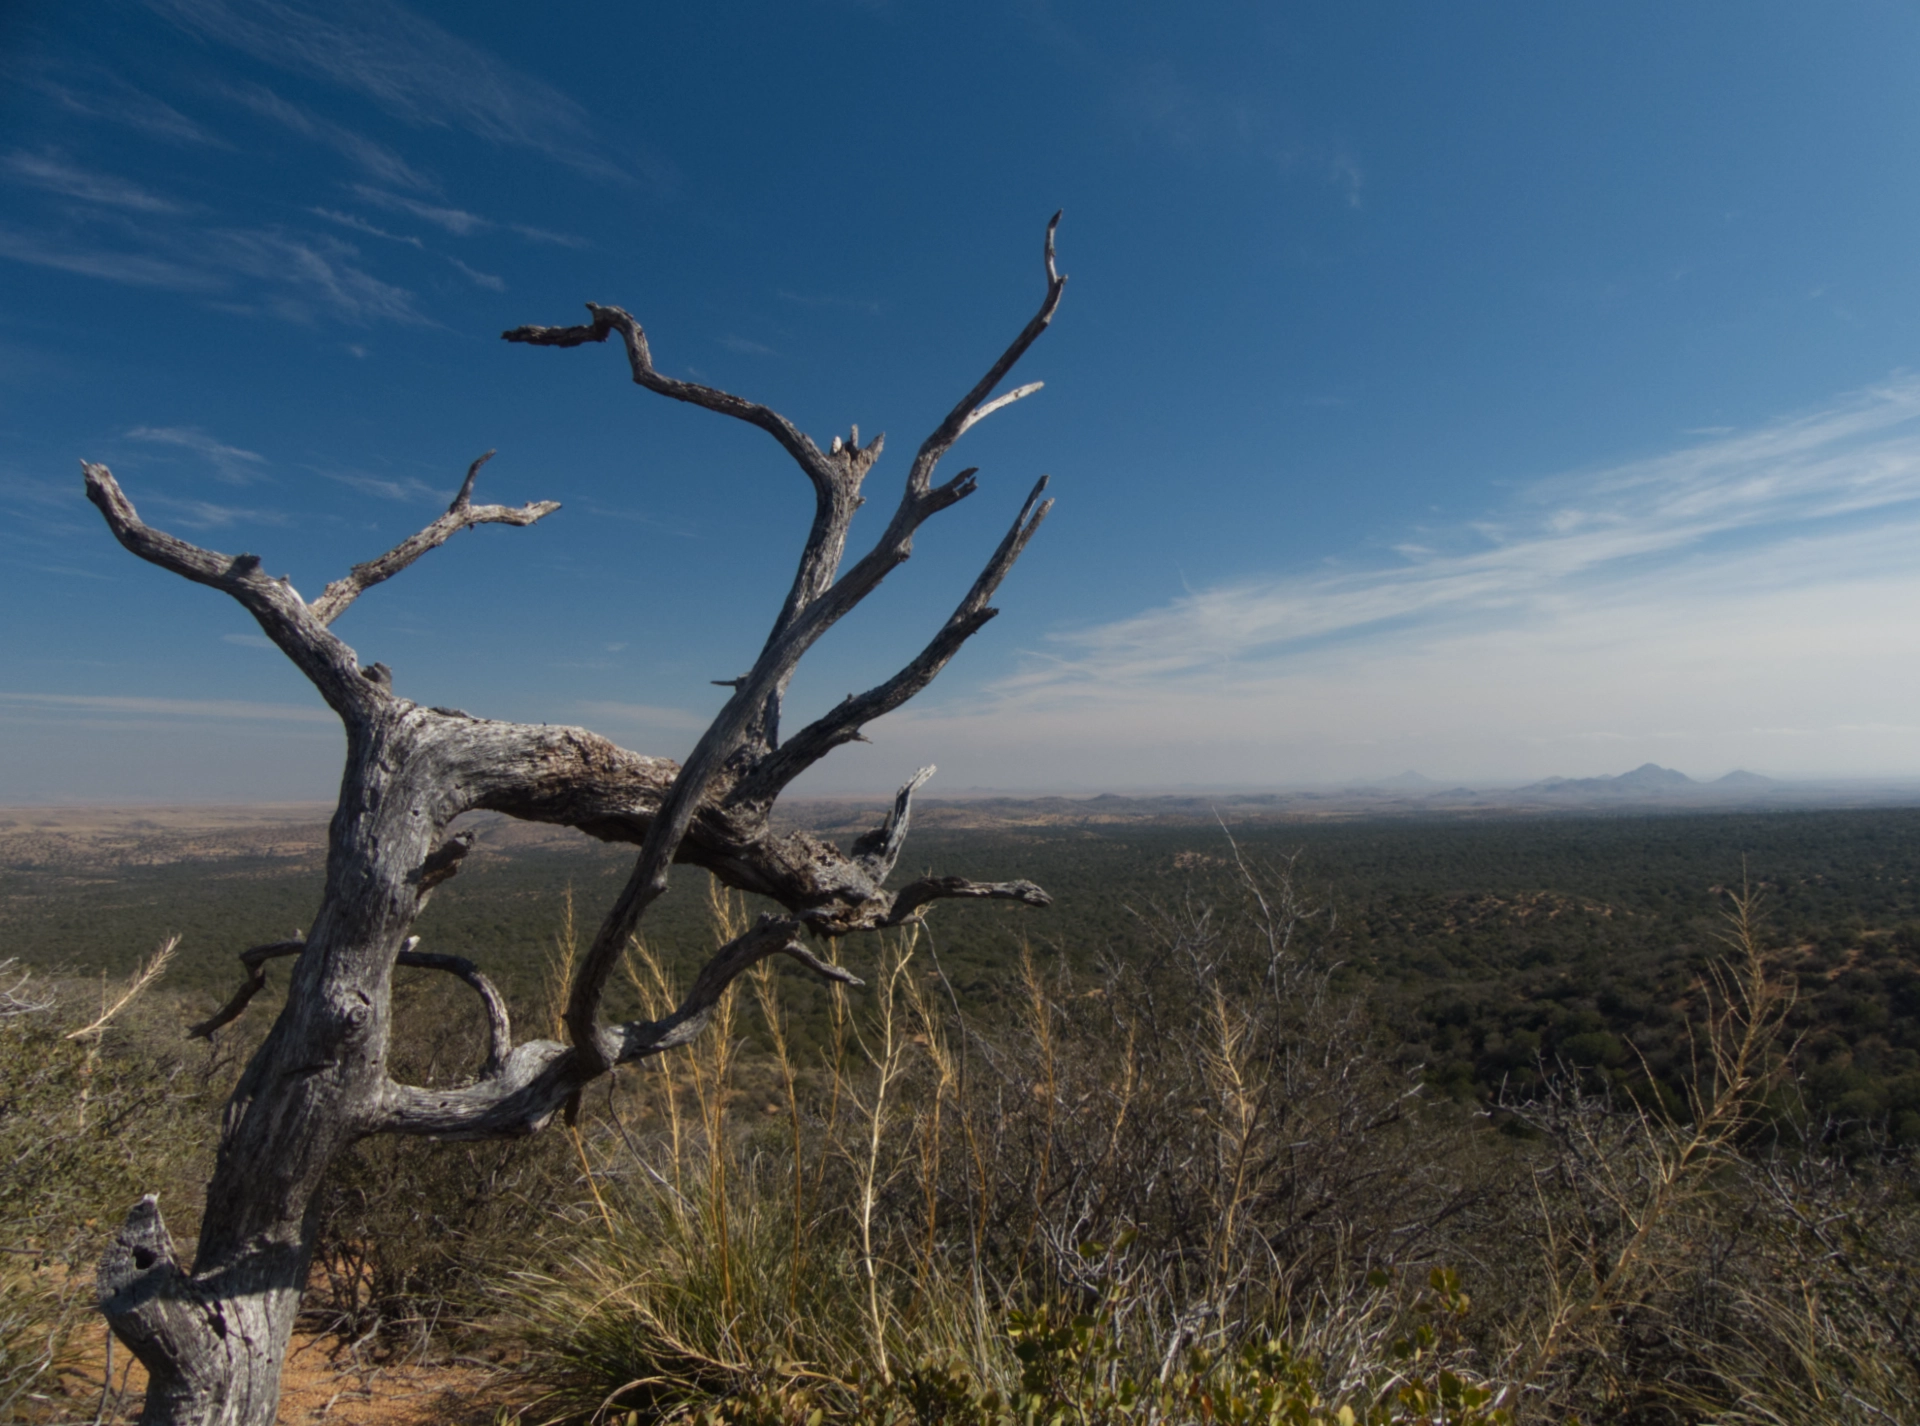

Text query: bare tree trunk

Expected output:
[85,219,1069,1426]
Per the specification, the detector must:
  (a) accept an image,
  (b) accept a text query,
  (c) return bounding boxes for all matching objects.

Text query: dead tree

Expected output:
[89,218,1066,1426]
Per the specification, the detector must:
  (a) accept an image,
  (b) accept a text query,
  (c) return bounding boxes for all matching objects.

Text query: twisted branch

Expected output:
[310,452,560,625]
[186,939,305,1041]
[189,934,511,1080]
[378,914,858,1138]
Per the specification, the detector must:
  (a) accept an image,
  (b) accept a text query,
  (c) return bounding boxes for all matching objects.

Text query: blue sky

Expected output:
[7,1,1920,802]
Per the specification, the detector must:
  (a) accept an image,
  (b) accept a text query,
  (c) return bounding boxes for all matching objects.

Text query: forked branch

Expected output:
[736,473,1052,805]
[884,875,1052,927]
[904,211,1066,498]
[310,452,560,625]
[191,934,512,1078]
[508,217,1067,1075]
[82,463,378,720]
[186,938,305,1041]
[377,914,858,1138]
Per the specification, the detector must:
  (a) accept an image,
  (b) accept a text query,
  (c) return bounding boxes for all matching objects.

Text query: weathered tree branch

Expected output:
[502,307,885,665]
[83,464,380,721]
[186,939,305,1041]
[903,211,1066,499]
[98,1196,301,1426]
[88,219,1064,1426]
[852,765,937,883]
[411,830,475,894]
[377,914,858,1138]
[394,949,512,1079]
[733,472,1053,806]
[883,874,1053,927]
[186,932,510,1081]
[309,453,560,625]
[502,308,835,482]
[507,218,1067,1074]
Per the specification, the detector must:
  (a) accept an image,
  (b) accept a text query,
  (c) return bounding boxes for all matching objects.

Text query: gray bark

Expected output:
[86,217,1067,1426]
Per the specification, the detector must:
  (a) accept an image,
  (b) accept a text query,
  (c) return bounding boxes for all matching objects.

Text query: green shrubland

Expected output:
[6,834,1920,1423]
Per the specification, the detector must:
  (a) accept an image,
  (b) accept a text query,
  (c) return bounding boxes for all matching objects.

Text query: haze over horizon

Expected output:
[8,3,1920,803]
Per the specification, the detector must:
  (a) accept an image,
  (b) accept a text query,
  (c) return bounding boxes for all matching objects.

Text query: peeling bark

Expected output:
[88,219,1067,1426]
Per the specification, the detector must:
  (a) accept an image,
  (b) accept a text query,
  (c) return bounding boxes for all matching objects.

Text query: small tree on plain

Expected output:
[87,218,1066,1426]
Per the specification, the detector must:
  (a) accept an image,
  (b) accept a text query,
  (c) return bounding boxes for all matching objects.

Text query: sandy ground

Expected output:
[44,1321,525,1425]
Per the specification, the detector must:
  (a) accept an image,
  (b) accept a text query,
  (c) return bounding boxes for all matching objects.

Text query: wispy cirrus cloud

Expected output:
[127,426,267,483]
[3,151,189,213]
[220,81,432,191]
[10,61,226,146]
[350,185,489,235]
[141,495,290,530]
[145,0,651,183]
[323,469,446,502]
[1018,377,1920,693]
[205,227,429,324]
[0,224,220,291]
[510,223,588,249]
[309,207,424,248]
[867,377,1920,789]
[447,256,504,291]
[0,213,425,324]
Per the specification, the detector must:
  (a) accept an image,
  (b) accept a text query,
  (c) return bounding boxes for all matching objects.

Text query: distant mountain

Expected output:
[1521,763,1697,796]
[1614,762,1697,790]
[1712,769,1778,789]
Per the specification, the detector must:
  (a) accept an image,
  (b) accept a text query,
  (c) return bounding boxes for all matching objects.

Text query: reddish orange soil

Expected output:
[43,1323,527,1425]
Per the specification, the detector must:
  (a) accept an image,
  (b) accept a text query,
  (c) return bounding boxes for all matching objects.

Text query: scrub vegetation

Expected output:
[5,808,1919,1423]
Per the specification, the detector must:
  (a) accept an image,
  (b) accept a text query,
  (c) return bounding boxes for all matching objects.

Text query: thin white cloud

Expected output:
[1016,376,1920,693]
[0,211,424,325]
[447,256,504,291]
[868,376,1920,788]
[1105,54,1364,210]
[221,81,432,191]
[324,469,444,502]
[2,151,189,214]
[510,223,589,249]
[206,228,429,325]
[143,495,288,530]
[146,0,641,181]
[127,425,267,484]
[719,334,777,357]
[350,185,489,235]
[0,691,332,723]
[310,207,425,248]
[12,62,225,146]
[0,224,220,291]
